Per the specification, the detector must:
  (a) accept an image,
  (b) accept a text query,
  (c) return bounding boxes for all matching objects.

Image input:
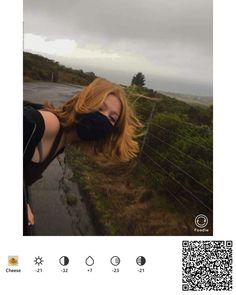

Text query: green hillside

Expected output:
[65,85,213,236]
[23,51,97,85]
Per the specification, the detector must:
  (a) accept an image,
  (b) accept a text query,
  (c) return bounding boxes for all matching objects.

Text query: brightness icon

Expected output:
[34,256,44,266]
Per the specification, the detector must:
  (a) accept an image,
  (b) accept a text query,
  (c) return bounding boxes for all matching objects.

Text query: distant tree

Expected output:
[131,72,146,87]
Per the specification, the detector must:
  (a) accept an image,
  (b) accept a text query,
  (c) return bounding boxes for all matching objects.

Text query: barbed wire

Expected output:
[165,188,191,213]
[127,94,213,214]
[148,121,213,152]
[136,103,212,129]
[143,166,194,215]
[141,150,213,212]
[134,102,212,151]
[144,142,213,193]
[147,131,213,171]
[137,158,206,219]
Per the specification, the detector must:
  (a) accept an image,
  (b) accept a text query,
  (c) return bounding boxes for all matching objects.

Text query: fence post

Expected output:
[140,102,156,154]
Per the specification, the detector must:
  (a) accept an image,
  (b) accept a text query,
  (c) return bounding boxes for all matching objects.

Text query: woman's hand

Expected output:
[27,204,35,226]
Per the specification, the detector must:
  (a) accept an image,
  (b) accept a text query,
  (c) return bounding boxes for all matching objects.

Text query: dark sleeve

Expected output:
[23,105,45,162]
[23,173,29,203]
[23,103,45,235]
[23,104,45,200]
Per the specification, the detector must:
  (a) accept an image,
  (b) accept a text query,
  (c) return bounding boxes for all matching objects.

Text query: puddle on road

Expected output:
[30,153,96,236]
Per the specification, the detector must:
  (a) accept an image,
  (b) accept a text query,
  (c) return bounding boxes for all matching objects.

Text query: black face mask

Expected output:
[76,111,115,141]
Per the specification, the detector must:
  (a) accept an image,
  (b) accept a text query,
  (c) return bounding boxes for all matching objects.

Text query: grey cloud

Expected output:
[24,0,212,95]
[24,0,212,49]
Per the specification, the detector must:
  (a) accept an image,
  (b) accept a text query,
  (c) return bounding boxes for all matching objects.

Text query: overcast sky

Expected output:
[24,0,212,96]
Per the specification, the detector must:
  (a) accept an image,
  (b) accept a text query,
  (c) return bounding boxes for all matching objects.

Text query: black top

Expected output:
[23,100,66,235]
[24,109,65,186]
[24,100,64,186]
[23,102,46,163]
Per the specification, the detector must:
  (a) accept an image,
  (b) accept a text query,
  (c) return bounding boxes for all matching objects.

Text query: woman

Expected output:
[23,77,144,235]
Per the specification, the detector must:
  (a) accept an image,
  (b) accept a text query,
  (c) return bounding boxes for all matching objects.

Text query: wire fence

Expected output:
[130,95,213,216]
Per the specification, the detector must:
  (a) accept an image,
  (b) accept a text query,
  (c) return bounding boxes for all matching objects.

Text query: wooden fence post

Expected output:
[140,102,157,154]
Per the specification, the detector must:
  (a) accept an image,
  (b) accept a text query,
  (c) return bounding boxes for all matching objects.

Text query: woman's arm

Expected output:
[27,204,35,225]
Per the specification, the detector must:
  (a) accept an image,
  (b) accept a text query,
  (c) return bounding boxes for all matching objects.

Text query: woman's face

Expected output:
[98,94,122,126]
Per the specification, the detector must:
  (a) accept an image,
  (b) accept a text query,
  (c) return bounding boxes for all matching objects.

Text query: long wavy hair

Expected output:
[42,77,144,162]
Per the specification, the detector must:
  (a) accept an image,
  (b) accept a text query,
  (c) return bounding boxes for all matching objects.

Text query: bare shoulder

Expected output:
[38,110,60,138]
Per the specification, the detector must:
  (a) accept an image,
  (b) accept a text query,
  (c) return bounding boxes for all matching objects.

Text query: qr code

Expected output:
[182,241,233,291]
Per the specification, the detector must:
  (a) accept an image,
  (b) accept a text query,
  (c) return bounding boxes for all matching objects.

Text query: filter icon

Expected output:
[8,256,18,266]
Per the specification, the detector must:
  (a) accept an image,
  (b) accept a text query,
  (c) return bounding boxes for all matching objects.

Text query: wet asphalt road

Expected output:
[24,81,96,236]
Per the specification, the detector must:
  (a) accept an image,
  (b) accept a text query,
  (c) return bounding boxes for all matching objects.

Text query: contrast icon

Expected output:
[85,256,94,266]
[110,256,120,266]
[8,256,18,266]
[59,256,69,266]
[136,256,146,266]
[34,256,44,266]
